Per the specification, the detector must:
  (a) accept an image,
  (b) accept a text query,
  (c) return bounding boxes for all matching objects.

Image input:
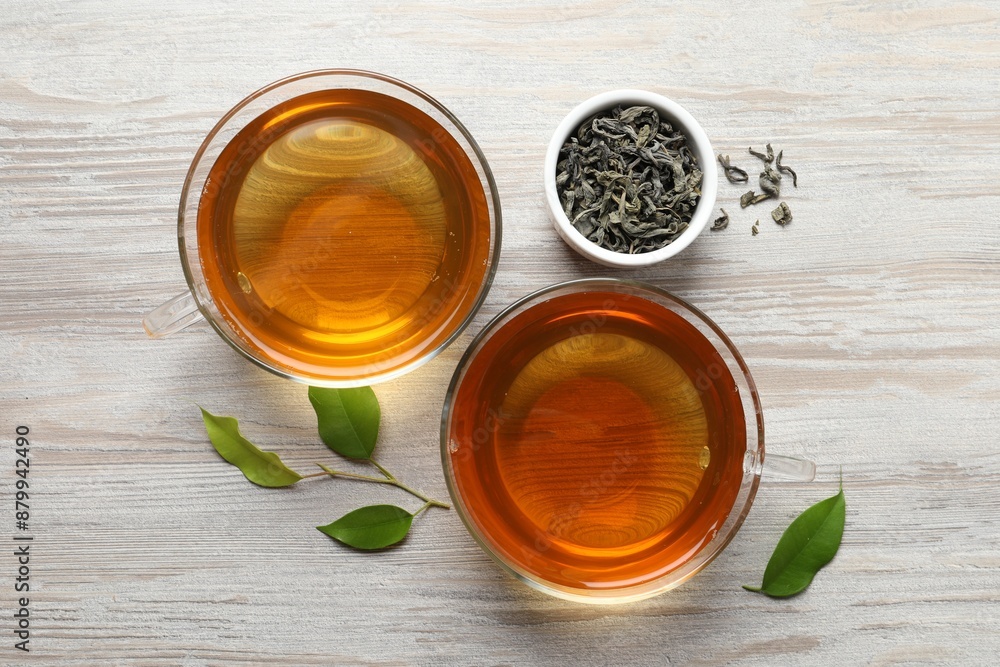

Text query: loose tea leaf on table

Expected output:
[711,208,730,231]
[776,150,798,187]
[749,143,774,164]
[317,504,415,550]
[772,202,793,226]
[759,164,782,198]
[743,484,846,598]
[556,105,703,254]
[740,190,771,208]
[309,386,381,459]
[200,408,302,488]
[717,154,749,184]
[714,142,801,234]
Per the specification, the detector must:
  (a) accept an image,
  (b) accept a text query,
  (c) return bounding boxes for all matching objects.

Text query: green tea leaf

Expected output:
[743,487,845,598]
[308,386,381,459]
[317,504,413,550]
[200,408,302,488]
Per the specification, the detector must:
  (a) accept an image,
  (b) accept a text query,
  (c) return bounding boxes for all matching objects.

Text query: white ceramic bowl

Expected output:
[544,90,717,268]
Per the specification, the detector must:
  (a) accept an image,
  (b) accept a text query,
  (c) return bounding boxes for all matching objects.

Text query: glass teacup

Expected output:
[441,279,815,603]
[144,70,501,387]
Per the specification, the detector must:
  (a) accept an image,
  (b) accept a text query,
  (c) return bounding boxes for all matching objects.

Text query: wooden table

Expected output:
[2,2,998,664]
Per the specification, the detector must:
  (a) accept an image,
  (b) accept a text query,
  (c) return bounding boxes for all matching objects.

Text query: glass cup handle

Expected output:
[754,453,816,481]
[143,292,205,339]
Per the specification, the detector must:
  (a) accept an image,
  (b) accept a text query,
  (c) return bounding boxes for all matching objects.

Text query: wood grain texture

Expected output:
[2,0,999,664]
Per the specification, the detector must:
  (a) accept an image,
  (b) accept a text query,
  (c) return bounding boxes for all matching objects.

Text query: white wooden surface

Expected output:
[2,1,999,665]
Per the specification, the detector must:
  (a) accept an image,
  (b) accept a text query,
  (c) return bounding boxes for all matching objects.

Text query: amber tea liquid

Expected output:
[447,290,746,592]
[197,89,492,381]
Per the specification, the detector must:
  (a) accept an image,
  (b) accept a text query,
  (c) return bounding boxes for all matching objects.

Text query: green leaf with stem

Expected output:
[308,386,381,459]
[743,482,845,598]
[200,408,302,488]
[317,503,433,550]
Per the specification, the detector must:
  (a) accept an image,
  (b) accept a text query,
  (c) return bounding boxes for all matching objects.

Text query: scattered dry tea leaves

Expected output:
[716,145,799,234]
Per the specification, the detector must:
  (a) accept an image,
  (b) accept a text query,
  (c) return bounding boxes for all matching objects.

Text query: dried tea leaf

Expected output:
[772,202,793,226]
[317,504,414,550]
[309,386,381,460]
[200,408,302,488]
[776,150,798,187]
[749,144,774,163]
[711,208,729,231]
[744,485,845,598]
[717,154,749,184]
[740,190,771,208]
[751,220,760,236]
[759,164,782,197]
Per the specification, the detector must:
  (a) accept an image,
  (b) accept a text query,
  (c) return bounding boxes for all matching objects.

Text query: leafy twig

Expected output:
[199,385,451,553]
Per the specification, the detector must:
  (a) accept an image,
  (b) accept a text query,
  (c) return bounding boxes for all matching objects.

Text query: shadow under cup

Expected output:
[441,279,772,603]
[147,70,501,387]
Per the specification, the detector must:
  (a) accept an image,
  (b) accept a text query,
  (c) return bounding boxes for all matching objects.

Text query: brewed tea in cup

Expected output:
[145,71,500,386]
[442,279,814,603]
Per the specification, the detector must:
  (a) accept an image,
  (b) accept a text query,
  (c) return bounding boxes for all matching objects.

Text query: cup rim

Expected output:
[176,69,502,387]
[544,90,718,268]
[440,278,764,603]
